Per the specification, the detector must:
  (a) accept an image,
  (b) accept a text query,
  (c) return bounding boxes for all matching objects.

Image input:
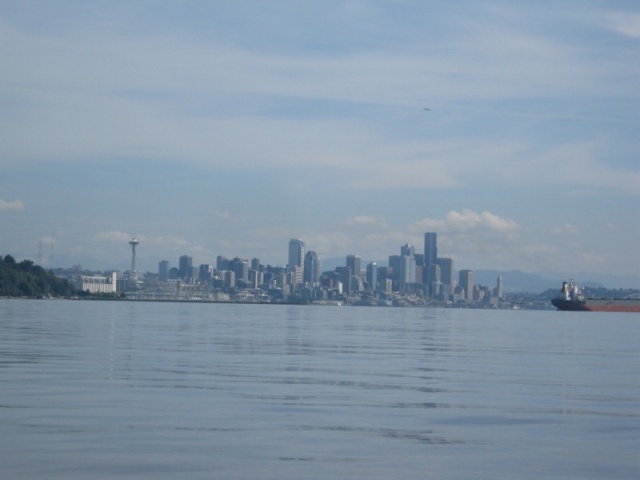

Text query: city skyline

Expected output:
[1,2,639,280]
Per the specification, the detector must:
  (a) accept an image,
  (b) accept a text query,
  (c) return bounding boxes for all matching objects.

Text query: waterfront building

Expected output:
[76,272,117,294]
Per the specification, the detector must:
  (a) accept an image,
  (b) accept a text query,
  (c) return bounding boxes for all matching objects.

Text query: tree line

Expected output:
[0,255,75,297]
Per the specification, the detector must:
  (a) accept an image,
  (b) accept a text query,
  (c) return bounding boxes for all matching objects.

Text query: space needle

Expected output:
[129,237,139,285]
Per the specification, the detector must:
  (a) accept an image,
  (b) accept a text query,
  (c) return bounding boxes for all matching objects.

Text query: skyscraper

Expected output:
[459,269,474,302]
[303,251,320,284]
[399,254,416,292]
[288,239,305,268]
[346,255,361,278]
[423,232,437,285]
[436,257,454,290]
[179,255,193,280]
[366,262,378,291]
[158,260,169,281]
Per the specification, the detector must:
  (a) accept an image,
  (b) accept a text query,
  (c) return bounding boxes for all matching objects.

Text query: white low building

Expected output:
[76,272,117,294]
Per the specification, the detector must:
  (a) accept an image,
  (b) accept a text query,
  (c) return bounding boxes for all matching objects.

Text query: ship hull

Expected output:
[552,298,640,313]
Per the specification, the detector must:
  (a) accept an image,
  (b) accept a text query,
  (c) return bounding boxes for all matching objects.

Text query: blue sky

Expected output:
[1,1,639,281]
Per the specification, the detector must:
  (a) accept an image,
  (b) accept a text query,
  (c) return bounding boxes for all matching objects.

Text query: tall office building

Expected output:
[424,232,437,265]
[423,232,437,285]
[436,257,454,290]
[251,258,261,272]
[346,255,361,278]
[158,260,170,281]
[288,239,305,268]
[496,274,503,299]
[303,251,321,284]
[179,255,193,280]
[459,269,474,302]
[400,243,415,257]
[216,255,230,271]
[399,254,416,292]
[366,262,378,291]
[231,258,249,282]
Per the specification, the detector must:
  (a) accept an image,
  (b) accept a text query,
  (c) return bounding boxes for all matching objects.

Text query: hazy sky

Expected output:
[1,1,639,278]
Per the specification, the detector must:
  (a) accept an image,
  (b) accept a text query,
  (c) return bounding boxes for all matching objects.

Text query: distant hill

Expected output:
[473,270,557,294]
[0,255,75,297]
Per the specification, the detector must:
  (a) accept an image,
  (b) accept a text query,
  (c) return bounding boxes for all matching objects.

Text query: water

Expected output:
[1,299,638,479]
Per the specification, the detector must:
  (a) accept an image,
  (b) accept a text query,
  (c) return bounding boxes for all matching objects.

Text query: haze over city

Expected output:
[1,1,639,283]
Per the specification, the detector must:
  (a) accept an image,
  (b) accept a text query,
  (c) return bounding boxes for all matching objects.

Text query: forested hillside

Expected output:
[0,255,75,297]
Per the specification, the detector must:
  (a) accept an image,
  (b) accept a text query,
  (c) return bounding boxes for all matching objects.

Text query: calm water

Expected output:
[1,300,638,479]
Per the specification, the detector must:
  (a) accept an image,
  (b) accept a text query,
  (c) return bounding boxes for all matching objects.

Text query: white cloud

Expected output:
[346,216,388,228]
[552,224,580,235]
[411,210,520,235]
[0,199,25,212]
[606,12,640,39]
[214,211,233,221]
[92,231,132,243]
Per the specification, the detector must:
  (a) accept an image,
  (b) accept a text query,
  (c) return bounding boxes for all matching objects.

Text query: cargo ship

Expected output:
[551,280,640,313]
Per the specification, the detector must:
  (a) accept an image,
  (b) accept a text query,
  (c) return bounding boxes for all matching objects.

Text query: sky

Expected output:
[1,1,639,282]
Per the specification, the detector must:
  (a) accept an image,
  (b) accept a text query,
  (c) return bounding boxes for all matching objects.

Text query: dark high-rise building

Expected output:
[303,251,320,284]
[366,262,378,290]
[335,266,352,294]
[179,255,193,280]
[158,260,170,281]
[436,257,454,289]
[251,258,261,272]
[199,264,213,282]
[424,232,437,266]
[288,239,305,268]
[423,232,437,285]
[346,255,361,278]
[459,269,474,302]
[217,255,230,271]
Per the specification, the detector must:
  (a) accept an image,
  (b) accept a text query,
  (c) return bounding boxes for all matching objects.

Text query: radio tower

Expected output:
[129,238,140,283]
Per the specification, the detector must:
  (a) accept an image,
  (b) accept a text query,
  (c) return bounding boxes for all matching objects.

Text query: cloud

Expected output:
[0,199,25,212]
[411,209,521,235]
[214,211,233,221]
[346,216,388,228]
[92,231,132,243]
[606,12,640,39]
[552,224,580,235]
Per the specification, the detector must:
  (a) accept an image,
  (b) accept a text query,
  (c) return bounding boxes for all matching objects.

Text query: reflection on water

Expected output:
[0,299,639,480]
